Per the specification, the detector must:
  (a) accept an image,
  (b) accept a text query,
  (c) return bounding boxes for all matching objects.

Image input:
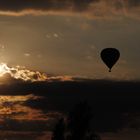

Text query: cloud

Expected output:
[0,131,43,140]
[0,76,139,133]
[0,63,73,83]
[128,0,140,7]
[24,53,31,57]
[0,63,48,82]
[0,0,139,18]
[0,0,97,12]
[21,79,140,133]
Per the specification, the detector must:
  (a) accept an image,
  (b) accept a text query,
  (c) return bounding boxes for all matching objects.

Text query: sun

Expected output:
[0,63,9,77]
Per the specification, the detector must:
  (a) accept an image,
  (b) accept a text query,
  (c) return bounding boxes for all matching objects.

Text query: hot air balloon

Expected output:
[101,48,120,72]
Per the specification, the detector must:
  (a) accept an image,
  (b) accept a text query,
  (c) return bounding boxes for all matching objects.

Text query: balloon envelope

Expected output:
[101,48,120,72]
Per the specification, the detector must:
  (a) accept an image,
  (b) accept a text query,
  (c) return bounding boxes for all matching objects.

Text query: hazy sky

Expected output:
[0,0,140,80]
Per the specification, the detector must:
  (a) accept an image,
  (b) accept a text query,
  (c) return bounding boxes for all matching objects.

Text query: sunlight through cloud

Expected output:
[0,63,73,82]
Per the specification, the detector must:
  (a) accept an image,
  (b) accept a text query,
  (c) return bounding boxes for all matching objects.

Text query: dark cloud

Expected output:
[128,0,140,7]
[0,0,139,18]
[0,73,140,133]
[0,131,43,140]
[0,0,139,13]
[0,0,98,12]
[0,77,139,132]
[1,118,52,132]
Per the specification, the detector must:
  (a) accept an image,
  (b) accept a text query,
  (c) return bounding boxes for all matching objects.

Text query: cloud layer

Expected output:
[0,0,139,11]
[0,0,98,12]
[0,76,139,139]
[0,0,139,18]
[0,79,139,133]
[0,63,73,83]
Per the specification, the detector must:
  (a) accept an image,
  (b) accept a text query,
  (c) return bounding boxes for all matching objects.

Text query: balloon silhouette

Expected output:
[101,48,120,72]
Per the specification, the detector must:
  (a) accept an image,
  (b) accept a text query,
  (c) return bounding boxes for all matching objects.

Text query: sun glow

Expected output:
[0,63,9,76]
[0,63,48,81]
[0,63,73,82]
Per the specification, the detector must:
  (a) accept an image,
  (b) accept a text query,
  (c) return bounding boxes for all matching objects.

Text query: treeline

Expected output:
[52,101,100,140]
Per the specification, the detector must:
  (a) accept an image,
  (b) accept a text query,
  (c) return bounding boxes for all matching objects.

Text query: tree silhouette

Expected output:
[67,101,100,140]
[51,101,101,140]
[86,132,101,140]
[52,118,65,140]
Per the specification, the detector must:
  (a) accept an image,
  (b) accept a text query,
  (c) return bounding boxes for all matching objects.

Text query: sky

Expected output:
[0,1,139,140]
[0,0,139,80]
